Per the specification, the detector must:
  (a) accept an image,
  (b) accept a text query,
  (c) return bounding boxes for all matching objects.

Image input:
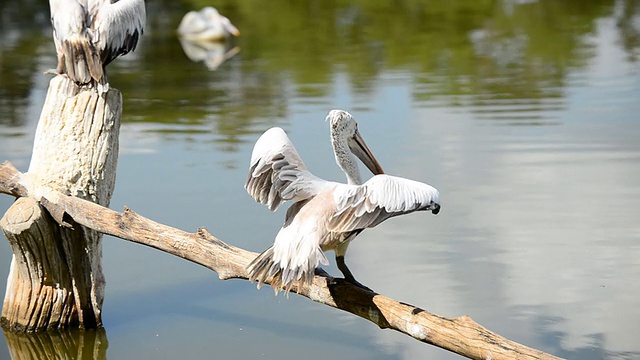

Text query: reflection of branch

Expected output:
[3,327,108,360]
[0,161,563,360]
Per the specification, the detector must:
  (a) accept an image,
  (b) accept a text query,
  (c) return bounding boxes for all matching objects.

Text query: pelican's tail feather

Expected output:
[61,34,103,87]
[248,246,285,295]
[247,245,325,296]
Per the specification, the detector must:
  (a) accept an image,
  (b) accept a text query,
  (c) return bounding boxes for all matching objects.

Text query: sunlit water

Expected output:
[1,1,639,359]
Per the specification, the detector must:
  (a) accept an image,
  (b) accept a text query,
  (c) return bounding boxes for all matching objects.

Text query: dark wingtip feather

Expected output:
[248,247,283,295]
[431,203,441,215]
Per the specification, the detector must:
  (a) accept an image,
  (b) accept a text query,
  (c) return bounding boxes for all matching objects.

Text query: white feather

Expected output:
[89,0,145,64]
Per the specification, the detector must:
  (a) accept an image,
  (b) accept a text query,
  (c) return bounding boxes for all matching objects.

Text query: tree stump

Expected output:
[0,76,121,332]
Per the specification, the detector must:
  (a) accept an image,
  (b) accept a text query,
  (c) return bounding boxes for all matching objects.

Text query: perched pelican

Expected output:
[246,110,441,294]
[177,7,240,42]
[49,0,146,92]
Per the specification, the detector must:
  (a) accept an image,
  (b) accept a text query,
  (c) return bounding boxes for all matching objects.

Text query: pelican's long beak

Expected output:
[222,17,241,37]
[349,130,385,175]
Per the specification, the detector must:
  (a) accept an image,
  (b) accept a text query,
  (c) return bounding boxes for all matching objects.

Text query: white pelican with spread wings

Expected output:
[246,110,441,294]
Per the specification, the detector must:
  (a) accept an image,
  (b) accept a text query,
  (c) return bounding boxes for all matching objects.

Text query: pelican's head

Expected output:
[326,110,385,184]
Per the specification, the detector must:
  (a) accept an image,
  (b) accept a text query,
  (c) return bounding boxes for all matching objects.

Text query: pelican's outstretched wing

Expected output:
[90,0,146,67]
[328,174,440,232]
[246,127,329,211]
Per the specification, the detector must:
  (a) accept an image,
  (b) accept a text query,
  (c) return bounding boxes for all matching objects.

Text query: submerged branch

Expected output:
[0,161,563,360]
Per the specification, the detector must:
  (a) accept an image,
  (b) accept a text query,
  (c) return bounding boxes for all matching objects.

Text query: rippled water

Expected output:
[1,0,639,359]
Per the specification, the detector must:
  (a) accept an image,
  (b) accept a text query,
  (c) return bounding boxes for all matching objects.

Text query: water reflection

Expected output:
[2,0,638,137]
[178,38,240,71]
[1,0,639,359]
[3,328,107,360]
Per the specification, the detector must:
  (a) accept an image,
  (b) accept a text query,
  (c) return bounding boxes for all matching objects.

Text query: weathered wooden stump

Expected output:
[0,76,121,332]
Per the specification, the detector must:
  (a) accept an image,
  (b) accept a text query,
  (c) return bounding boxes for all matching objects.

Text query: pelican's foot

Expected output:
[314,267,331,278]
[335,255,374,292]
[343,277,373,292]
[326,276,374,292]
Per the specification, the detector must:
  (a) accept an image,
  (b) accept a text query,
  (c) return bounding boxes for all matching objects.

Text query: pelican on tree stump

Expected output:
[49,0,146,94]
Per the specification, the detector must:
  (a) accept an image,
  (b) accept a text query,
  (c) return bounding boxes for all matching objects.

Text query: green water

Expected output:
[1,0,639,359]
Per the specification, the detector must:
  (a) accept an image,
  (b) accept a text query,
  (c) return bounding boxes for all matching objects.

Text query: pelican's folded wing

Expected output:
[50,0,98,84]
[328,174,440,232]
[245,127,325,211]
[90,0,146,67]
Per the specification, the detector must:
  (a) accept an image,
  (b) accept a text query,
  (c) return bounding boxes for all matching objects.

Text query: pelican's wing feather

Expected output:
[91,0,146,66]
[50,0,87,42]
[245,127,326,211]
[50,0,99,84]
[328,174,440,232]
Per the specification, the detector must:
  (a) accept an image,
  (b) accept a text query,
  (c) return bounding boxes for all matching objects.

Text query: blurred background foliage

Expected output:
[0,0,638,139]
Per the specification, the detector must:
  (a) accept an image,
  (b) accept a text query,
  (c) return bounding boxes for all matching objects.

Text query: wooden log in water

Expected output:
[0,161,563,360]
[0,76,121,332]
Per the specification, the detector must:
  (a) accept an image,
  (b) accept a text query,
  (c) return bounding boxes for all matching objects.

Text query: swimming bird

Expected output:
[177,7,240,42]
[245,110,441,294]
[49,0,146,92]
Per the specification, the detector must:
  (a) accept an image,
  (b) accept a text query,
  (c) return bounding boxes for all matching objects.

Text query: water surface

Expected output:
[1,0,639,359]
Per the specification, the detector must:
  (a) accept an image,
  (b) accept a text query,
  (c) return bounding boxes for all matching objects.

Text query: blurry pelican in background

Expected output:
[245,110,441,294]
[177,6,240,70]
[177,6,240,42]
[48,0,146,93]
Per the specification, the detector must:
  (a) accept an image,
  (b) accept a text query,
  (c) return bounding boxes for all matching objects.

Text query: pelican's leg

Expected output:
[336,255,358,283]
[335,255,372,291]
[44,53,65,76]
[57,53,65,74]
[335,241,372,291]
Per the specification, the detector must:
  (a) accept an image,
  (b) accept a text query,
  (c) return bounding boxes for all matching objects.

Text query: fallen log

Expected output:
[0,161,563,360]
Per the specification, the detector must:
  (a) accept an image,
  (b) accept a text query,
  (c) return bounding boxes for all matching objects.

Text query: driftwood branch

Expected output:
[0,161,563,360]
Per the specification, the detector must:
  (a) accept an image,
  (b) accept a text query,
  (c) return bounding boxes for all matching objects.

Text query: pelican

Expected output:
[246,110,441,294]
[177,7,240,42]
[49,0,146,92]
